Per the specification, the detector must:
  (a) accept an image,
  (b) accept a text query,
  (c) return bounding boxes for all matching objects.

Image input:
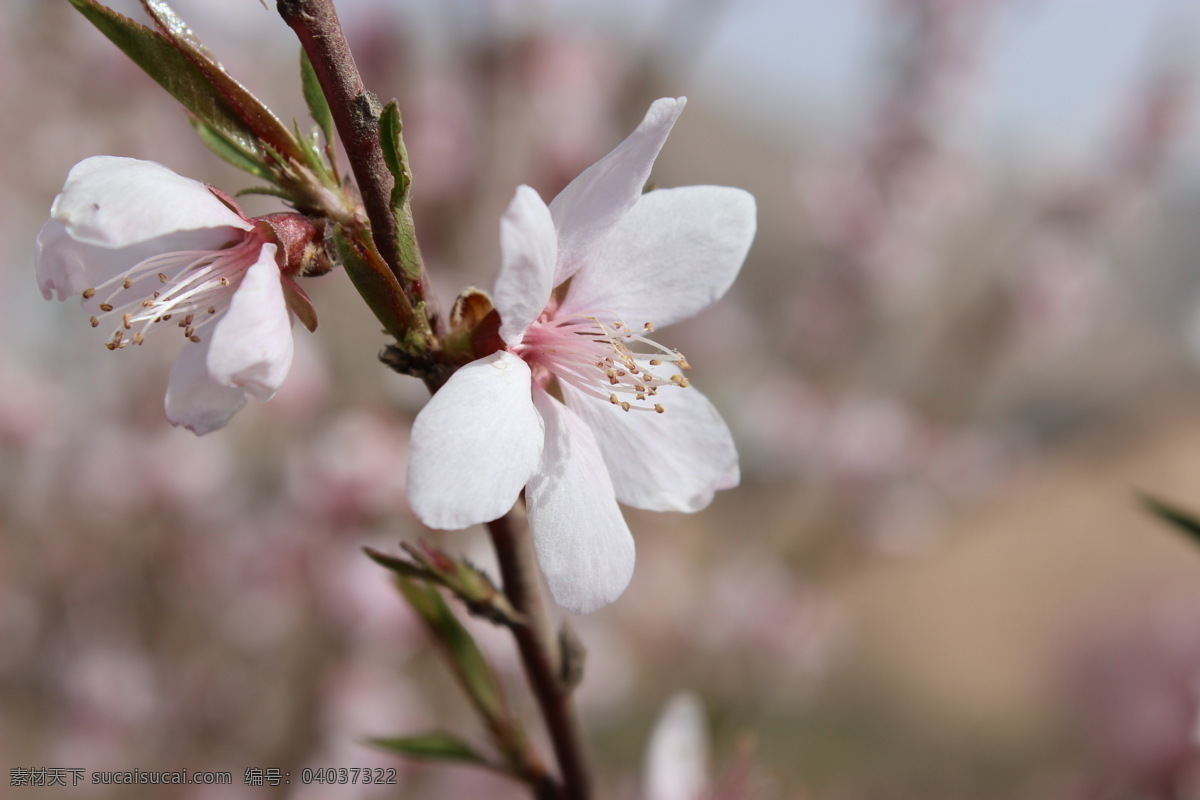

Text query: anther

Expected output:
[609,394,619,405]
[208,306,216,315]
[98,303,113,312]
[122,277,132,289]
[183,326,195,338]
[620,401,631,412]
[133,332,144,345]
[644,322,655,332]
[158,272,168,283]
[670,374,690,388]
[189,335,202,343]
[654,404,664,414]
[649,359,662,366]
[219,277,229,286]
[122,313,132,330]
[82,288,96,299]
[89,316,99,328]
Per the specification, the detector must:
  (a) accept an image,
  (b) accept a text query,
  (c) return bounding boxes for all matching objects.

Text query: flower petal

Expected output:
[164,337,248,435]
[643,693,709,800]
[35,219,242,302]
[206,244,294,401]
[493,185,558,345]
[407,351,544,529]
[35,220,90,301]
[548,97,686,285]
[527,389,635,614]
[50,156,251,249]
[563,382,738,513]
[558,186,756,328]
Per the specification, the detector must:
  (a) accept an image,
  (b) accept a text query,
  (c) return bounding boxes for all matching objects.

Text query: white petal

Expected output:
[559,186,756,328]
[407,351,544,529]
[548,98,686,285]
[35,220,90,300]
[164,337,248,435]
[35,219,242,302]
[206,244,294,401]
[494,185,558,345]
[527,389,635,614]
[563,382,738,513]
[643,693,709,800]
[50,156,251,249]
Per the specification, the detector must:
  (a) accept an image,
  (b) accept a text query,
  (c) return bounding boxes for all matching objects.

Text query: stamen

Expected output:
[77,235,260,353]
[516,310,693,414]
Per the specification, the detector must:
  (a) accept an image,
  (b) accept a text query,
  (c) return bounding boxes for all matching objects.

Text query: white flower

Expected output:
[36,156,294,435]
[643,692,709,800]
[407,98,756,613]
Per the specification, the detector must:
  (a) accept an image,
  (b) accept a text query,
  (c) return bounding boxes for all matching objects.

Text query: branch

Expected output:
[488,514,593,800]
[276,0,406,292]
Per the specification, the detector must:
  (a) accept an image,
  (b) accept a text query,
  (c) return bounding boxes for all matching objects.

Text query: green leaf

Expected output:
[1140,493,1200,545]
[292,120,334,184]
[395,577,507,723]
[331,224,414,342]
[300,49,335,147]
[190,118,272,181]
[69,0,265,166]
[363,546,435,582]
[137,0,305,165]
[368,732,492,767]
[378,101,410,202]
[378,101,423,282]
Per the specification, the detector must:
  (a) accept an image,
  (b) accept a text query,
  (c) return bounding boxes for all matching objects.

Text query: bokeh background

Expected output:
[7,0,1200,797]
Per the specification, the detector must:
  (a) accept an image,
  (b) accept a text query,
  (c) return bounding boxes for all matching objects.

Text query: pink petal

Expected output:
[493,185,559,345]
[407,351,544,529]
[548,98,686,286]
[206,244,294,401]
[559,186,756,328]
[527,389,635,614]
[50,156,250,249]
[563,382,738,513]
[164,337,248,435]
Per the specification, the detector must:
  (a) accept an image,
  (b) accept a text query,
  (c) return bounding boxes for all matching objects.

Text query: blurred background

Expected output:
[7,0,1200,797]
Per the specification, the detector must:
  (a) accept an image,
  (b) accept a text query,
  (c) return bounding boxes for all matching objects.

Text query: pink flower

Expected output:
[36,156,294,435]
[407,98,756,613]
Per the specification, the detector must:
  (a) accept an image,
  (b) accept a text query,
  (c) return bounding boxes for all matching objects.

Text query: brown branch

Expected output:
[276,0,405,290]
[488,514,593,800]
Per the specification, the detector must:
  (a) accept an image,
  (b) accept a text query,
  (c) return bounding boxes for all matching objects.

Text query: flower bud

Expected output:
[254,212,332,278]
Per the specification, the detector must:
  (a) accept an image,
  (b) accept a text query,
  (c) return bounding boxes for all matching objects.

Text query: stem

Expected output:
[275,0,411,296]
[488,514,593,800]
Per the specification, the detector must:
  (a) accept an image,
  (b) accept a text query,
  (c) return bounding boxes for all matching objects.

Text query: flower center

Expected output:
[516,312,691,413]
[81,235,262,351]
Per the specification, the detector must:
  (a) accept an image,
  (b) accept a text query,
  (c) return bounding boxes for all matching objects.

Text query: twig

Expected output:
[488,514,593,800]
[276,0,409,294]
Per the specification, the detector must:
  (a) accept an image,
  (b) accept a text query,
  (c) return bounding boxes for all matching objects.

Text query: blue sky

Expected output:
[639,0,1200,161]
